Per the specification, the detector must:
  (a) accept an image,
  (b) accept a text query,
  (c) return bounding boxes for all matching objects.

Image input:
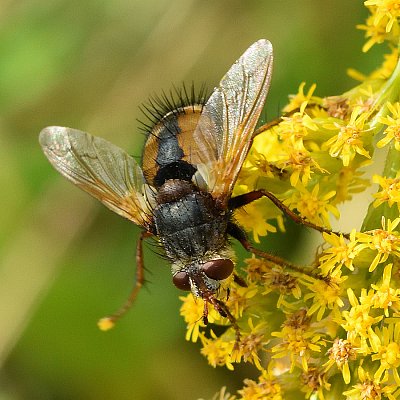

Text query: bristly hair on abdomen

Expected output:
[137,82,209,135]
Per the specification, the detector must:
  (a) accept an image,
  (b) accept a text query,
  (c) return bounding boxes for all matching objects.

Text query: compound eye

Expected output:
[172,271,191,291]
[202,259,234,281]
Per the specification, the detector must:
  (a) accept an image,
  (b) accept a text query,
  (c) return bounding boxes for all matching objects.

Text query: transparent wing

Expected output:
[39,126,154,229]
[192,39,273,205]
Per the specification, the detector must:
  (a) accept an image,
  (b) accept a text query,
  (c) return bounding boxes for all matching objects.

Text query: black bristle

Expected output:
[137,83,209,136]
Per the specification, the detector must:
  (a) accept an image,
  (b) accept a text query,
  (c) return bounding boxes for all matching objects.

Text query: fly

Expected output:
[39,39,334,345]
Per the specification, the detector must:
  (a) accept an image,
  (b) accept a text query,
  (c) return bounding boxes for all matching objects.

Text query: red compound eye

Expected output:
[202,259,234,281]
[172,271,191,291]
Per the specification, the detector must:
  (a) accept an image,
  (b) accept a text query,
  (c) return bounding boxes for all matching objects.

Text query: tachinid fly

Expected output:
[39,39,275,342]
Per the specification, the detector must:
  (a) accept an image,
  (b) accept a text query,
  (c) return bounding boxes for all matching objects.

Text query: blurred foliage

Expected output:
[0,1,375,399]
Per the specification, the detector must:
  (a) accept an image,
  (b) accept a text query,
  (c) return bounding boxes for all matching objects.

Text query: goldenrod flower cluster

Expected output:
[181,2,400,399]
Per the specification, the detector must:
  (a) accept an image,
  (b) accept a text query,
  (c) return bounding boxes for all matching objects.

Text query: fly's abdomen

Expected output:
[142,106,203,188]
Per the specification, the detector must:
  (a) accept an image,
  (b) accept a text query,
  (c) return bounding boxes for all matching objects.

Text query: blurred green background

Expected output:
[0,1,378,399]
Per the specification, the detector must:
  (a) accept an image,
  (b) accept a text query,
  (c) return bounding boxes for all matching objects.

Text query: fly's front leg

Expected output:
[229,189,349,239]
[202,300,209,325]
[206,295,241,351]
[233,273,247,287]
[98,230,153,330]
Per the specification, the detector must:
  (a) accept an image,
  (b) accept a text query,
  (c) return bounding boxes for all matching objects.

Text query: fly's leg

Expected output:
[98,230,152,330]
[193,268,242,350]
[241,236,327,281]
[202,300,209,325]
[205,295,241,350]
[227,222,327,281]
[252,109,299,139]
[229,189,349,239]
[233,273,247,287]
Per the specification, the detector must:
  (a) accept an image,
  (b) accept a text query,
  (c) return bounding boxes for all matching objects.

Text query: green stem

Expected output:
[370,48,400,128]
[362,142,400,231]
[361,48,400,231]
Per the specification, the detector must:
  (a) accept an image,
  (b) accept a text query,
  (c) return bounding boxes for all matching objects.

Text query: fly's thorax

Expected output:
[155,179,194,204]
[171,247,236,297]
[154,182,230,260]
[142,105,204,188]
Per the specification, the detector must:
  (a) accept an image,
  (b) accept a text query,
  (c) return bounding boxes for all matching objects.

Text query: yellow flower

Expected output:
[355,217,400,272]
[262,267,303,308]
[370,263,400,316]
[283,82,320,113]
[232,319,268,370]
[237,370,283,400]
[239,134,285,189]
[348,48,398,80]
[357,13,393,52]
[325,338,357,384]
[225,284,259,319]
[199,330,235,370]
[323,96,350,120]
[364,0,400,33]
[275,140,327,187]
[373,47,399,79]
[303,270,346,321]
[271,309,324,372]
[373,175,400,210]
[318,230,359,275]
[206,387,236,400]
[300,366,331,400]
[377,102,400,150]
[277,101,319,146]
[179,294,206,342]
[334,165,370,204]
[180,4,400,398]
[369,323,400,384]
[343,365,398,400]
[323,107,372,167]
[234,197,278,243]
[282,183,340,228]
[341,288,383,341]
[244,256,272,284]
[351,85,377,114]
[249,125,282,165]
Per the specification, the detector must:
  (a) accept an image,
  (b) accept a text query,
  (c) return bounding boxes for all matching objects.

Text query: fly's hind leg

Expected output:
[229,189,349,239]
[98,230,153,330]
[227,222,327,281]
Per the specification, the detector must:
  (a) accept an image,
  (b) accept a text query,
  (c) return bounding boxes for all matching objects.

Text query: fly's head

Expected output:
[171,248,236,300]
[171,248,241,342]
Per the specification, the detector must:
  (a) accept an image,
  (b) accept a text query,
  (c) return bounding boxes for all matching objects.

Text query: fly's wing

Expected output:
[192,39,273,206]
[39,126,154,230]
